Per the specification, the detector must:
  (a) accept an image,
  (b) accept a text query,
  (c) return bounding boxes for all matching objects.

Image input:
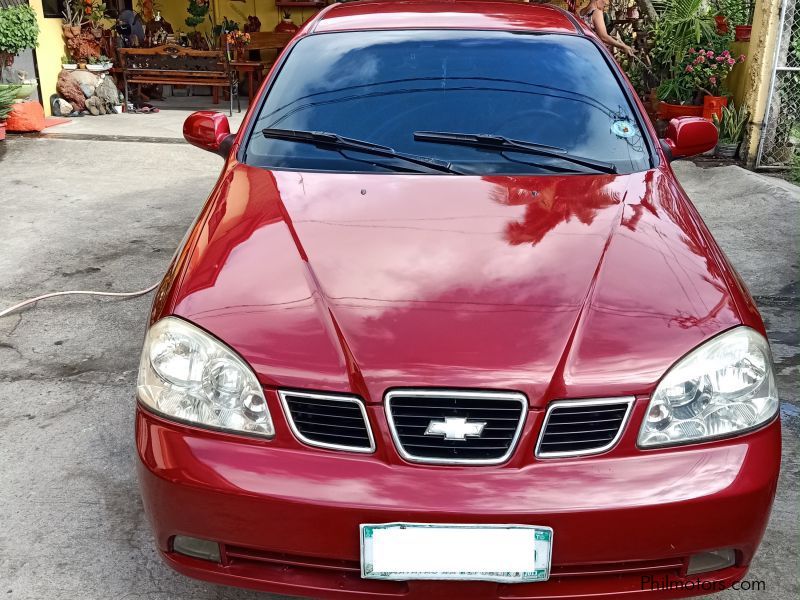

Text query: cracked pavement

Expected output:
[0,138,798,599]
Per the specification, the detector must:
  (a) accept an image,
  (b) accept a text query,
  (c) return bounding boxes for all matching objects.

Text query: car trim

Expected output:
[552,5,584,34]
[384,389,528,465]
[535,397,635,459]
[279,390,377,453]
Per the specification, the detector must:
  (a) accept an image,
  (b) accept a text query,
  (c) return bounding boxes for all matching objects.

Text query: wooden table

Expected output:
[231,60,265,102]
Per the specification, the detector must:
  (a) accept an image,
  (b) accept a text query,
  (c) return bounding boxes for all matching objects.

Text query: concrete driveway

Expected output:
[0,137,797,599]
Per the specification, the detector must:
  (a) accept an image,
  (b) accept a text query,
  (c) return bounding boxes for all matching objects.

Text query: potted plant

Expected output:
[735,0,755,41]
[274,9,299,34]
[638,0,718,117]
[0,83,20,141]
[87,0,107,29]
[659,46,745,121]
[61,54,78,70]
[0,3,40,80]
[61,0,85,38]
[225,30,251,61]
[712,102,749,158]
[185,0,210,31]
[87,54,112,71]
[716,0,755,41]
[87,55,102,71]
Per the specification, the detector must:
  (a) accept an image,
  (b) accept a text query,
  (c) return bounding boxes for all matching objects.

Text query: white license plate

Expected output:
[360,523,552,583]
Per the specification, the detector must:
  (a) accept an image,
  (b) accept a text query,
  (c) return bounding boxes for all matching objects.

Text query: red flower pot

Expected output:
[715,14,729,34]
[702,95,728,122]
[274,18,298,34]
[735,25,752,42]
[0,121,6,141]
[657,101,703,121]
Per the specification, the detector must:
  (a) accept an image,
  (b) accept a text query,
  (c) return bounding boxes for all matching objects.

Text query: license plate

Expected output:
[360,523,552,583]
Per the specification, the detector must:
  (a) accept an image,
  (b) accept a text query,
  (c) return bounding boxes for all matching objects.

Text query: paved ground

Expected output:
[0,137,797,600]
[43,95,249,142]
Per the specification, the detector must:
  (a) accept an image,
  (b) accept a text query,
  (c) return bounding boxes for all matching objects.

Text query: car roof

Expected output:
[309,0,585,35]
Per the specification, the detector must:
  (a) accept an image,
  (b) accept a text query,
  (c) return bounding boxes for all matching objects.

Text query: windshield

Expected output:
[244,30,651,175]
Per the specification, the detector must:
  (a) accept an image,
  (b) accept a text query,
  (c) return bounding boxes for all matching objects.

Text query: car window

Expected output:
[244,30,651,175]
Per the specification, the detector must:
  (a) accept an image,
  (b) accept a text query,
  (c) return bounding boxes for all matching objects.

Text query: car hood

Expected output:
[167,163,745,406]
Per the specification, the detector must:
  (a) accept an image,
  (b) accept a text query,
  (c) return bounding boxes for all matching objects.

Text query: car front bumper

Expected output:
[136,405,780,599]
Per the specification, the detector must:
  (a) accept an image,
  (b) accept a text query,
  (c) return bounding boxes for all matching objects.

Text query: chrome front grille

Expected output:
[385,390,527,465]
[279,391,375,453]
[536,398,634,458]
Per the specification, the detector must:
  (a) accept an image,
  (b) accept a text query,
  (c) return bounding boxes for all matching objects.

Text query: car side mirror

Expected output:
[183,111,234,156]
[660,117,718,161]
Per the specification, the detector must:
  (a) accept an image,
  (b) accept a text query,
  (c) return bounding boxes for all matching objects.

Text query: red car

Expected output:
[136,2,781,598]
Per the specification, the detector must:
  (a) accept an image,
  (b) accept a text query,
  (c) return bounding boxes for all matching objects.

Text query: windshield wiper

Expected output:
[262,128,463,175]
[413,131,617,174]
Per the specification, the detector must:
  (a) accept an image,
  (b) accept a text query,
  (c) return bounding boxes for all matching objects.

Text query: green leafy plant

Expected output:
[0,83,20,121]
[651,0,717,67]
[84,0,108,25]
[629,0,727,98]
[0,5,40,68]
[712,102,749,143]
[656,75,695,103]
[185,0,210,29]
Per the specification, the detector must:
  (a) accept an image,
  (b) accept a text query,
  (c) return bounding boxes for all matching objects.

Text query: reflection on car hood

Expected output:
[167,164,745,406]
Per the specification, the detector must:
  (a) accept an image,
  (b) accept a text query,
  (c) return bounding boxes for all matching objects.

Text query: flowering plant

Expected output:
[682,47,745,96]
[226,30,251,47]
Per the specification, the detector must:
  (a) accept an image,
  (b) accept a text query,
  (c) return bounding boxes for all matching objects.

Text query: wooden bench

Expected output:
[117,44,236,114]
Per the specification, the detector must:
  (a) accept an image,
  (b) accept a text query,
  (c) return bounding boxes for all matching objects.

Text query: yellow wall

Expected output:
[741,0,784,165]
[30,0,65,116]
[158,0,315,38]
[725,40,751,110]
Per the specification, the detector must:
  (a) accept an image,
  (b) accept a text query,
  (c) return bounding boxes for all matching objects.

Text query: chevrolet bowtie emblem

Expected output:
[424,417,487,441]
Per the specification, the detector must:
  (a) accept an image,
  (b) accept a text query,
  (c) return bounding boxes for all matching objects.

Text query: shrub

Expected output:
[0,4,40,59]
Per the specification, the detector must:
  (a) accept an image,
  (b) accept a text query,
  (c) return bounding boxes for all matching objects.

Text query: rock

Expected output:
[54,98,73,116]
[85,96,102,116]
[56,70,86,111]
[95,76,120,106]
[68,69,100,91]
[69,70,101,99]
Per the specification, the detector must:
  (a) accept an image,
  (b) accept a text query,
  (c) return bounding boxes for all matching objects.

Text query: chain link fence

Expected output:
[757,0,800,168]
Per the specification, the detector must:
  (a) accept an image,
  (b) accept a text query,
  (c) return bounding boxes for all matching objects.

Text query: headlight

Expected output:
[137,317,275,438]
[638,327,778,447]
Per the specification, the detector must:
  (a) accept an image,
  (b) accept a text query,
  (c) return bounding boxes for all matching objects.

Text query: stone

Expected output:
[56,70,86,111]
[85,96,102,116]
[54,98,73,116]
[68,69,100,91]
[96,76,120,106]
